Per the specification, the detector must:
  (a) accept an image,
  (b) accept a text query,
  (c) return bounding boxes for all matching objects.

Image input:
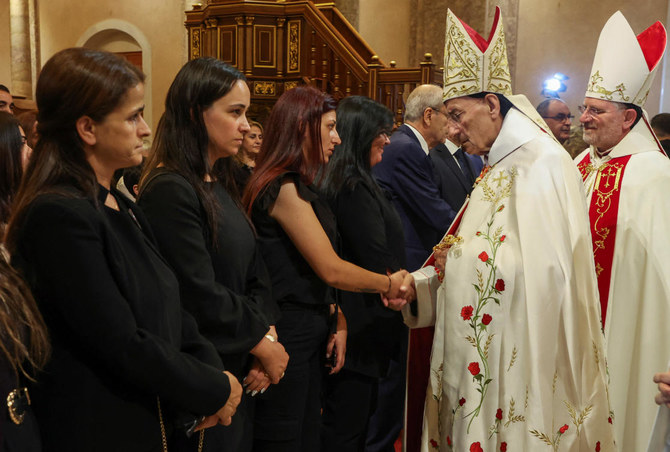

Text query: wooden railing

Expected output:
[186,0,442,124]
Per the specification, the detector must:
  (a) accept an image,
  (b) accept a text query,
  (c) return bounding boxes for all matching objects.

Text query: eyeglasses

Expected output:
[428,107,449,119]
[577,105,619,118]
[542,113,574,122]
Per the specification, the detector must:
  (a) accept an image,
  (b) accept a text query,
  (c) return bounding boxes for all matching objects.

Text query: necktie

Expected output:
[454,148,474,185]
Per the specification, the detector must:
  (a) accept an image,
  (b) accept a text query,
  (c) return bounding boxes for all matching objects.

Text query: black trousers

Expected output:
[321,368,378,452]
[253,303,329,452]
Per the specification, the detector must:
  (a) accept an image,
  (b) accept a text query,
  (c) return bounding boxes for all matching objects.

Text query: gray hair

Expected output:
[404,84,444,122]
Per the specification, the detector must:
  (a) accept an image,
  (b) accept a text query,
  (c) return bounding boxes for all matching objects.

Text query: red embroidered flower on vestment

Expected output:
[608,416,612,424]
[482,314,492,325]
[468,362,480,376]
[429,439,438,448]
[495,279,505,291]
[478,251,489,262]
[497,204,505,212]
[500,235,506,242]
[500,442,507,451]
[447,436,452,446]
[559,424,569,434]
[459,397,466,406]
[470,442,483,452]
[595,441,601,452]
[476,231,481,236]
[461,306,474,321]
[496,408,503,420]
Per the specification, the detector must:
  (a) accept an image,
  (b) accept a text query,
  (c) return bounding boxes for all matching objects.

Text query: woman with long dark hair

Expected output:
[138,57,288,452]
[6,48,241,452]
[0,111,32,229]
[243,86,409,452]
[319,96,405,451]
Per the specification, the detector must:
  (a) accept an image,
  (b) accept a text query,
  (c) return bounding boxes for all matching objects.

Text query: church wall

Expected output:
[358,0,411,66]
[37,0,192,129]
[0,4,11,88]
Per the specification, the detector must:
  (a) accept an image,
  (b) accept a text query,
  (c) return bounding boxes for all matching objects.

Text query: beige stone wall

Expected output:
[0,3,12,88]
[515,0,668,116]
[359,0,410,66]
[34,0,196,129]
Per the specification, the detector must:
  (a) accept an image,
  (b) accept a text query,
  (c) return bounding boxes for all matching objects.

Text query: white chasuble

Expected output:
[576,120,670,452]
[405,108,615,451]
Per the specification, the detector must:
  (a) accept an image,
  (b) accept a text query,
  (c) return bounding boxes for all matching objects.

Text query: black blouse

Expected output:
[138,169,273,377]
[251,172,337,307]
[330,179,406,378]
[12,185,230,452]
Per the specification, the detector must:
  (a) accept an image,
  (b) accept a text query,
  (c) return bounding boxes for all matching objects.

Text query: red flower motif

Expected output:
[459,397,466,406]
[470,442,483,452]
[476,231,481,236]
[447,436,452,446]
[468,362,480,376]
[495,279,505,291]
[461,306,474,321]
[501,443,507,452]
[500,235,506,242]
[482,314,492,325]
[496,408,503,420]
[595,441,601,452]
[478,251,489,262]
[559,424,569,434]
[429,439,438,448]
[497,204,505,212]
[608,416,612,424]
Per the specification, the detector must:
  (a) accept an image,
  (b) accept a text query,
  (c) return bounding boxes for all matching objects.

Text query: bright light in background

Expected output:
[542,73,569,98]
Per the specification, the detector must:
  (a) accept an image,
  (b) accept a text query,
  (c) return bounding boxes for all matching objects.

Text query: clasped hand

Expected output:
[381,269,415,311]
[195,370,243,430]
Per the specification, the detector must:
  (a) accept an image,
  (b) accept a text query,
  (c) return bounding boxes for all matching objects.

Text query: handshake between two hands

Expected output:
[380,247,448,312]
[381,269,416,311]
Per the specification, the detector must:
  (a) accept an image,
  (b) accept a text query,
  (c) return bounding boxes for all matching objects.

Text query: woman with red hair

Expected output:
[243,86,408,451]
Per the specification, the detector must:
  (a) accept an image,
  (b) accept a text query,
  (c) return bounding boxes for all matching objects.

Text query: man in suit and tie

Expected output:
[367,84,453,452]
[430,127,484,211]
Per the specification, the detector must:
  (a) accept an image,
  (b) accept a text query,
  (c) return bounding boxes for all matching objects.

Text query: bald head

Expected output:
[403,84,450,149]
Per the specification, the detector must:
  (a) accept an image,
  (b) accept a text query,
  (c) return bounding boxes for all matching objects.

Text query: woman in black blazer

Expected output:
[319,96,406,452]
[138,58,288,452]
[5,48,241,452]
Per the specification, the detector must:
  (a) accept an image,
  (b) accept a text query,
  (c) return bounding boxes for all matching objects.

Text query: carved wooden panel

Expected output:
[287,20,300,73]
[190,27,201,60]
[219,25,237,66]
[253,25,276,68]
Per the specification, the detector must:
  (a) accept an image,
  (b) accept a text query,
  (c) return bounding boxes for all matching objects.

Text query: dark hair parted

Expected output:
[0,112,24,225]
[5,48,145,252]
[243,86,337,214]
[140,58,246,243]
[0,251,50,380]
[470,92,514,117]
[320,96,393,200]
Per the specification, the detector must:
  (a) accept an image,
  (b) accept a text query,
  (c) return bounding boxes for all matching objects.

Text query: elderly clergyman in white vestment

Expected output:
[400,7,616,451]
[571,11,670,452]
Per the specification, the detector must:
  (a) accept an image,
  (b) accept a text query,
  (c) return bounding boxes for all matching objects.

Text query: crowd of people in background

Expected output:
[2,9,670,452]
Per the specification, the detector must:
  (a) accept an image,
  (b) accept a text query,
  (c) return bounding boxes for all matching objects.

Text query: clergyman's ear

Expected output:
[484,93,501,117]
[76,116,97,147]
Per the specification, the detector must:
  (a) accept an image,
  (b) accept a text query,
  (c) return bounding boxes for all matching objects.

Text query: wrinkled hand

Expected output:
[195,371,242,430]
[326,308,347,374]
[243,358,272,396]
[653,371,670,407]
[434,249,447,274]
[251,331,289,384]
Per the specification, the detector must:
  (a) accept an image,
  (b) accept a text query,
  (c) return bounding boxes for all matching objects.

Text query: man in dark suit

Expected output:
[366,84,452,452]
[430,130,484,212]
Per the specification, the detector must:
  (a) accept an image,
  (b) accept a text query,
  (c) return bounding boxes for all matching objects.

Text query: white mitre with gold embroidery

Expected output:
[585,11,666,107]
[442,6,512,102]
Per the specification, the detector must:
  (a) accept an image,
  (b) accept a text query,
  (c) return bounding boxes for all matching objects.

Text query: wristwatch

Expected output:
[264,334,277,343]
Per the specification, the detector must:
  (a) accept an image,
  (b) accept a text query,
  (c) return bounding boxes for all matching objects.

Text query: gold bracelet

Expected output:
[386,275,392,293]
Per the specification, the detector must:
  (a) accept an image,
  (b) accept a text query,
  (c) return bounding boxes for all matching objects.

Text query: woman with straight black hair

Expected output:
[6,48,241,452]
[243,87,410,452]
[319,96,406,452]
[0,111,31,230]
[138,57,288,452]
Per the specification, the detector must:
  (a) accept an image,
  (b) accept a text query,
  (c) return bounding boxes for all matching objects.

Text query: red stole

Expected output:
[577,153,631,327]
[405,202,469,452]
